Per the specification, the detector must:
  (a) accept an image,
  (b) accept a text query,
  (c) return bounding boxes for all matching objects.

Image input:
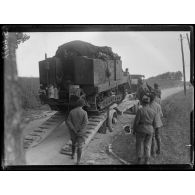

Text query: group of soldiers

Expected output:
[133,80,163,164]
[64,79,162,165]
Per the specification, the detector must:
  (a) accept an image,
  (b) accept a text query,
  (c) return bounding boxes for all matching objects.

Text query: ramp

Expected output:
[60,99,140,156]
[117,99,139,114]
[24,111,65,149]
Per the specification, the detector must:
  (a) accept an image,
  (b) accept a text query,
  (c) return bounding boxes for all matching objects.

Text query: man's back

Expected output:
[139,106,157,126]
[150,101,163,117]
[67,107,88,134]
[133,105,157,135]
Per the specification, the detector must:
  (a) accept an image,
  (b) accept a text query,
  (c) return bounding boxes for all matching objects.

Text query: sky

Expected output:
[16,31,191,80]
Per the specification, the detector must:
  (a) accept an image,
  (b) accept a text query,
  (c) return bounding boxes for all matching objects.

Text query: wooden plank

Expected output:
[24,111,65,149]
[117,100,139,114]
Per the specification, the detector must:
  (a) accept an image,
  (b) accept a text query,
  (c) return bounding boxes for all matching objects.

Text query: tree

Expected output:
[175,71,183,81]
[4,31,30,166]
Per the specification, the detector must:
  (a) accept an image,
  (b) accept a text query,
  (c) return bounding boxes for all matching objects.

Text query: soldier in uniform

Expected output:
[136,79,148,105]
[149,92,163,156]
[146,82,161,105]
[154,83,161,98]
[133,93,158,164]
[153,83,161,104]
[66,98,88,165]
[38,84,47,104]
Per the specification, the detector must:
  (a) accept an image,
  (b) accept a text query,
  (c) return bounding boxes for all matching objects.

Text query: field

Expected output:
[112,88,193,164]
[146,77,184,89]
[18,77,41,109]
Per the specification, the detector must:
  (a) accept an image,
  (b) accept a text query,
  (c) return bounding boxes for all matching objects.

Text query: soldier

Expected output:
[66,98,88,165]
[38,84,47,104]
[149,92,163,156]
[146,82,161,105]
[153,83,161,104]
[154,83,161,98]
[53,84,59,100]
[136,80,148,104]
[48,84,55,99]
[133,93,158,164]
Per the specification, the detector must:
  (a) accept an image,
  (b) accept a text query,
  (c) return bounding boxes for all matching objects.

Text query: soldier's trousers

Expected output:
[69,129,85,149]
[136,132,153,158]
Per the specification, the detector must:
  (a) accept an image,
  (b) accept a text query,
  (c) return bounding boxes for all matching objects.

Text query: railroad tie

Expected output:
[38,126,48,129]
[89,119,100,122]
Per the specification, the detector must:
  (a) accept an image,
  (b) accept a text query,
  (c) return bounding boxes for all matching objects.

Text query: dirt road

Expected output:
[24,86,185,165]
[161,86,184,100]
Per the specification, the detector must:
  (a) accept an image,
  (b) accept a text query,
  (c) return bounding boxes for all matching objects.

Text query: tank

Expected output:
[39,40,131,113]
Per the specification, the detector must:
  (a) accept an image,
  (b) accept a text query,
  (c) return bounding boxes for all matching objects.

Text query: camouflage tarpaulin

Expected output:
[55,40,120,60]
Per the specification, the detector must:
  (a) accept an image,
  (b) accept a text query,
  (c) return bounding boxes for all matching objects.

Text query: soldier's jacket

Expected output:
[66,107,88,136]
[133,105,158,135]
[136,85,148,101]
[149,101,163,128]
[154,96,161,105]
[146,83,161,99]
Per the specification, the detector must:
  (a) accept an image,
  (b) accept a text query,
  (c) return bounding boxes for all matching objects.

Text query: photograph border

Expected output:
[1,24,194,171]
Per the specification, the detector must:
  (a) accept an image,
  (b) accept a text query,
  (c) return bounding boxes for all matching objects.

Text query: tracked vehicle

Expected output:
[39,40,131,113]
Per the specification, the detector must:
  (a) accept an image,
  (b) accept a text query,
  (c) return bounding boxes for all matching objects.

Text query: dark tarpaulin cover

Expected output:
[55,40,120,60]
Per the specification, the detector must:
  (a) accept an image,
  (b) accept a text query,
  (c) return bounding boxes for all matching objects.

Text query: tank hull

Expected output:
[39,45,131,112]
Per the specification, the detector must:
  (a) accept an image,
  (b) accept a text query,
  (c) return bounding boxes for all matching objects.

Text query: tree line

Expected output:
[149,71,183,81]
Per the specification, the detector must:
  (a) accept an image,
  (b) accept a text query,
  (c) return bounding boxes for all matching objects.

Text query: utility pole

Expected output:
[186,33,190,51]
[180,34,186,96]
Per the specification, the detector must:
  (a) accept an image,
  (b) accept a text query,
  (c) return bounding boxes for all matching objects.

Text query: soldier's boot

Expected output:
[151,135,156,158]
[76,147,82,165]
[156,137,161,155]
[137,157,142,164]
[144,157,150,165]
[71,145,76,159]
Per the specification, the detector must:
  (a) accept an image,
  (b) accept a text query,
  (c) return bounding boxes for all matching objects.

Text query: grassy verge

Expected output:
[112,88,193,164]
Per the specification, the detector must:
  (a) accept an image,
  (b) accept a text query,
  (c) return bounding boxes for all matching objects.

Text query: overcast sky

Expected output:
[16,31,191,80]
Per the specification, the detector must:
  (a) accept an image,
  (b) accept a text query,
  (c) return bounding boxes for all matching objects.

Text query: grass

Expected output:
[146,78,184,89]
[18,77,41,109]
[112,88,193,164]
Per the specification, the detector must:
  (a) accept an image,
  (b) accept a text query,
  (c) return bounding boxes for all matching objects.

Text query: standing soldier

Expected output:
[66,98,88,165]
[133,93,158,164]
[136,79,147,105]
[149,92,163,156]
[38,84,47,104]
[153,83,161,104]
[146,82,161,105]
